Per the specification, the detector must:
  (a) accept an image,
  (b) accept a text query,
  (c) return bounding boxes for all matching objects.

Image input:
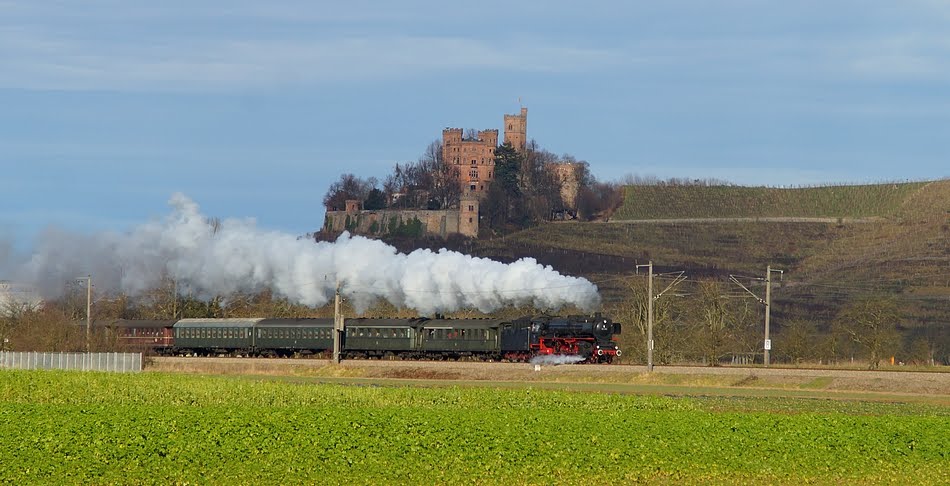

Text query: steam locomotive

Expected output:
[108,314,622,363]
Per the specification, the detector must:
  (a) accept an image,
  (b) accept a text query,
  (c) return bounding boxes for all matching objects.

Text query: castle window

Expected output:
[471,159,476,165]
[469,168,478,178]
[468,205,474,211]
[470,184,476,191]
[468,218,473,223]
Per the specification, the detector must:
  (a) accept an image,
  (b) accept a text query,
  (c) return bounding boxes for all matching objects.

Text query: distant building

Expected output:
[443,107,528,198]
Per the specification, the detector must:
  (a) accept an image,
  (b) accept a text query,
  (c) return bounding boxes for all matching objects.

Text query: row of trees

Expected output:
[609,278,939,368]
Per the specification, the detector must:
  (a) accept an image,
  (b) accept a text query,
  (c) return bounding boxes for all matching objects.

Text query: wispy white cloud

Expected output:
[4,0,950,92]
[0,26,622,91]
[840,33,950,80]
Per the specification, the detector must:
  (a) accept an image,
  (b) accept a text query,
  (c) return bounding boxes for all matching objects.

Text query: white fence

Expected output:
[0,352,142,373]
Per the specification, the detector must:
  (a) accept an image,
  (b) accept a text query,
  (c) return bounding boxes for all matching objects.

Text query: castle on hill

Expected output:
[324,106,580,238]
[442,107,527,196]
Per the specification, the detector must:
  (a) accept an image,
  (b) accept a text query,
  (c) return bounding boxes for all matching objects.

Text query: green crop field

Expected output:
[613,182,929,220]
[1,371,947,484]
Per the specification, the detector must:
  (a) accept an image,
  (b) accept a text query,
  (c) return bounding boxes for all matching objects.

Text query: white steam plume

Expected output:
[13,194,601,314]
[530,355,586,365]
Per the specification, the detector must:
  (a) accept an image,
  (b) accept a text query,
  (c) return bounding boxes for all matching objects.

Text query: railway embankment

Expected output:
[149,357,950,401]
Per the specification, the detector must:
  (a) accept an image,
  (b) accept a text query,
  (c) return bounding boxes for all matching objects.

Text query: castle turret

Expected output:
[503,107,528,152]
[459,194,479,237]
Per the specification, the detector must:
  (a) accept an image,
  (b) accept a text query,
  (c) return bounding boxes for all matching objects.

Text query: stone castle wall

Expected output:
[324,208,475,238]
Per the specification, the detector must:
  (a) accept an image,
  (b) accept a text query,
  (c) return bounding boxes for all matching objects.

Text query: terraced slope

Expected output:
[614,182,930,220]
[469,180,950,363]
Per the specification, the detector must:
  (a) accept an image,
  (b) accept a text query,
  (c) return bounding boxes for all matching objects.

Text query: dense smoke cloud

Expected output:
[12,194,601,314]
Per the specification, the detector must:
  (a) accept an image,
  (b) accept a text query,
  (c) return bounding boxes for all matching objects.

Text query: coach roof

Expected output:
[174,318,263,328]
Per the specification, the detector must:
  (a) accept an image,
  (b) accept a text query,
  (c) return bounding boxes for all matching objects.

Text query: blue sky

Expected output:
[2,0,949,250]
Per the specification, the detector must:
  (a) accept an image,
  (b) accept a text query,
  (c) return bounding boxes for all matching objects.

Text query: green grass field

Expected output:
[1,371,947,484]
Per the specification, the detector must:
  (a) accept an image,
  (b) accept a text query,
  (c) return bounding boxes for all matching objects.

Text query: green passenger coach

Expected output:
[255,318,334,356]
[173,318,259,354]
[419,319,501,356]
[343,318,417,357]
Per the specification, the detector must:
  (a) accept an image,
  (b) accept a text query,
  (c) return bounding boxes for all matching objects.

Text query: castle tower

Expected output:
[459,194,479,237]
[443,127,498,198]
[503,107,528,152]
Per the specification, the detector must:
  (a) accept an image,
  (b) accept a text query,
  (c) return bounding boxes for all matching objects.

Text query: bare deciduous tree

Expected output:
[323,174,378,211]
[835,297,901,369]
